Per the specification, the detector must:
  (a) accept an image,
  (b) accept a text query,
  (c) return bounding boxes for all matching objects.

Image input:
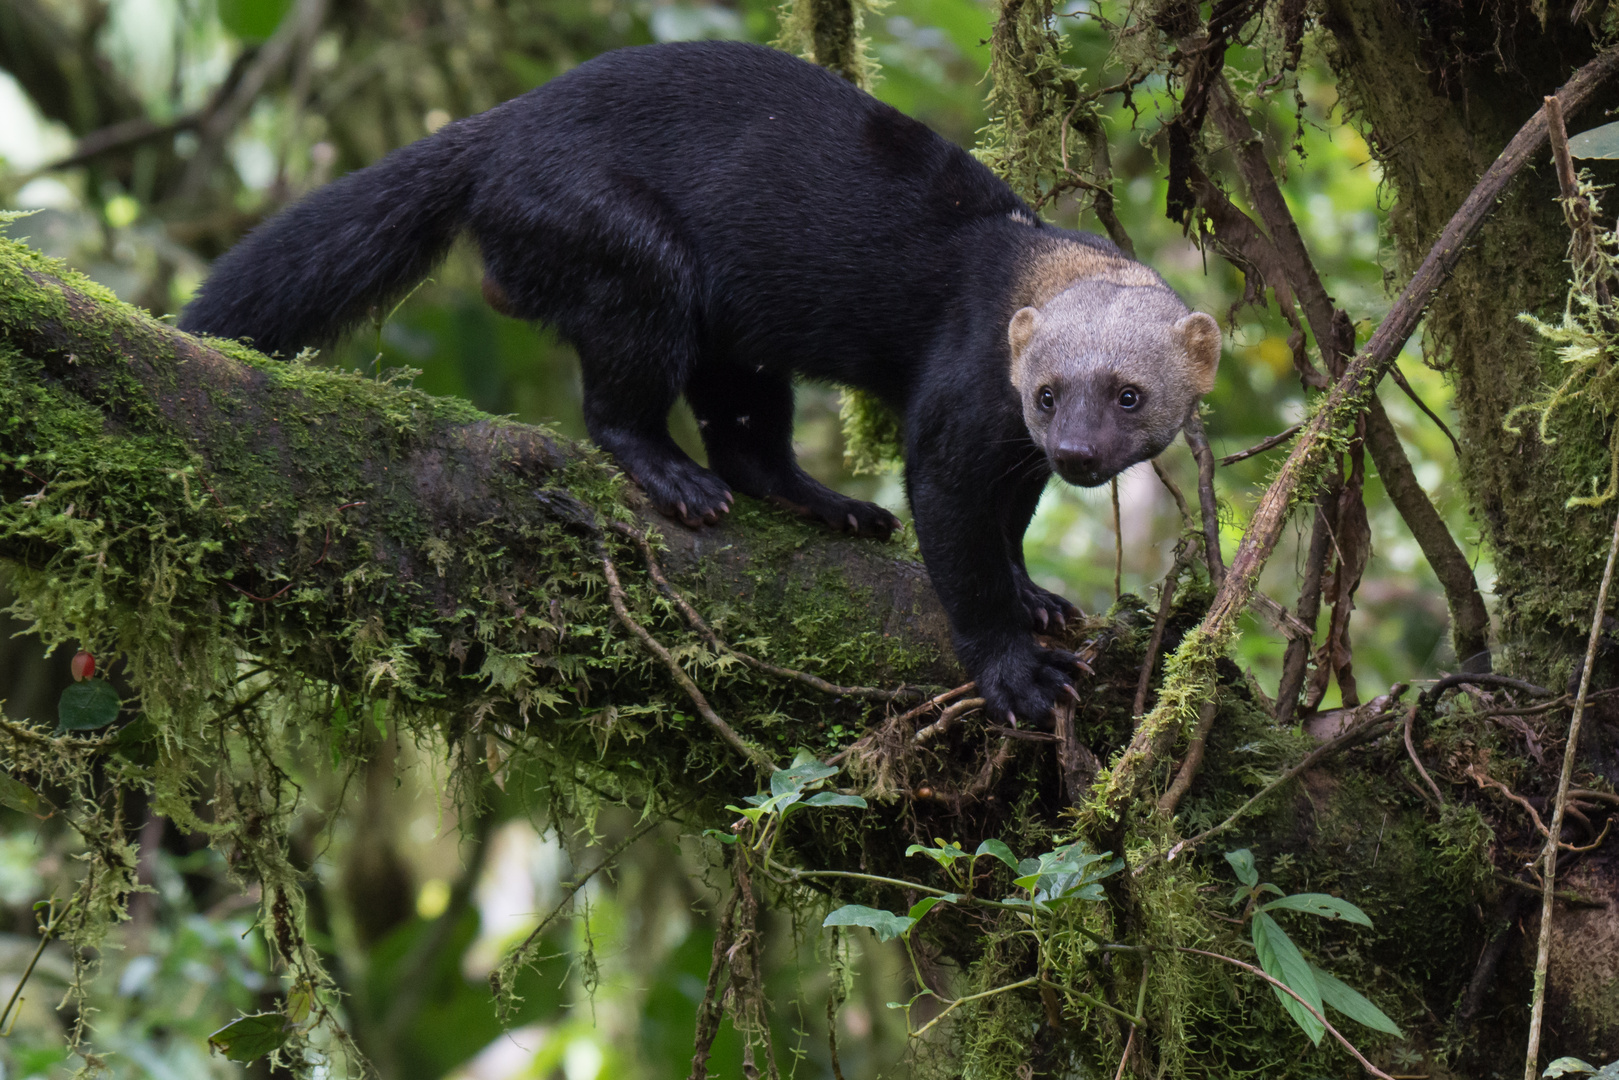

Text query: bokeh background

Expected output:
[0,0,1473,1075]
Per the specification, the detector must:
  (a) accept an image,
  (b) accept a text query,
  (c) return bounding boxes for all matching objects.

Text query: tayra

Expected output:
[180,40,1221,727]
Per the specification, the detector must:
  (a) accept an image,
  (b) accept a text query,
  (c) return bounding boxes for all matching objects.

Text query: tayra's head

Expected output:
[1009,280,1220,487]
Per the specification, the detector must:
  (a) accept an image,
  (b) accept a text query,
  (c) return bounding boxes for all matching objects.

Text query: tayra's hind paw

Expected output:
[627,458,734,528]
[771,492,902,539]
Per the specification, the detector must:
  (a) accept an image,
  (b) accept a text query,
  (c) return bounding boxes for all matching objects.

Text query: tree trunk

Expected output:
[1322,0,1619,1058]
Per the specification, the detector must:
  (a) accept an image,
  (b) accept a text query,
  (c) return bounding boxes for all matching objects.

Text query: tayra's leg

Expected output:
[686,363,900,538]
[1001,467,1080,631]
[475,184,732,528]
[907,415,1083,727]
[581,359,734,528]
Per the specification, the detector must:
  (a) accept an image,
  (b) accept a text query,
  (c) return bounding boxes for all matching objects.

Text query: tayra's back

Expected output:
[181,43,1028,377]
[460,41,1028,386]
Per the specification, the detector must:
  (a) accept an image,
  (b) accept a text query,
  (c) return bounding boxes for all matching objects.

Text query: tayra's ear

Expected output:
[1177,312,1221,395]
[1009,307,1041,360]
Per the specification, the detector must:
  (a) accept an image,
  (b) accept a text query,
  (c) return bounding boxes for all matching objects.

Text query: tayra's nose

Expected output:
[1051,440,1099,479]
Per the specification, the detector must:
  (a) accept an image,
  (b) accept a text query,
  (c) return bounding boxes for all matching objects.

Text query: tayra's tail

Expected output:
[179,121,482,356]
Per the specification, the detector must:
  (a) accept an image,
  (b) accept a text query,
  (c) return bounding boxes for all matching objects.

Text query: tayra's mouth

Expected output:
[1051,460,1109,488]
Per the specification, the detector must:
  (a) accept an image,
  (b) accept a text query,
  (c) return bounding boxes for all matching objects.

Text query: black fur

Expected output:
[180,40,1127,725]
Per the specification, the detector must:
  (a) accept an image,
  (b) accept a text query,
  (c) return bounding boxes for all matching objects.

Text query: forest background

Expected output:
[0,0,1569,1077]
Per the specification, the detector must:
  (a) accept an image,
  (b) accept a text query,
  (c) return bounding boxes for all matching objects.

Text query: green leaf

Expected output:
[802,792,866,809]
[1264,893,1373,926]
[284,986,314,1025]
[208,1012,291,1062]
[57,678,122,732]
[822,904,916,942]
[1311,965,1403,1037]
[217,0,292,42]
[1544,1060,1597,1078]
[724,805,766,826]
[0,770,40,815]
[1225,848,1259,888]
[1252,911,1325,1045]
[906,841,968,866]
[701,828,738,844]
[1012,843,1117,904]
[974,839,1019,870]
[772,761,836,797]
[906,894,960,922]
[1569,121,1619,159]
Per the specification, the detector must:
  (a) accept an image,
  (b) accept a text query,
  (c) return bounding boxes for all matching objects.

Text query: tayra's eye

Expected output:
[1038,386,1055,411]
[1118,386,1141,410]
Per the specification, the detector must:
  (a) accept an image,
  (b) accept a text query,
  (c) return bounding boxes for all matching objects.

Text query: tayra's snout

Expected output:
[1050,440,1107,487]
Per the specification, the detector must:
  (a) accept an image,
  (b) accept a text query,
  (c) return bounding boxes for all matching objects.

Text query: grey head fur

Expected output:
[1009,279,1220,487]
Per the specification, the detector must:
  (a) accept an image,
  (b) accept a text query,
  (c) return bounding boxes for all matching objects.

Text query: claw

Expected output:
[1006,710,1018,729]
[1053,609,1067,629]
[1062,683,1079,702]
[677,500,689,520]
[848,513,860,532]
[1035,607,1049,630]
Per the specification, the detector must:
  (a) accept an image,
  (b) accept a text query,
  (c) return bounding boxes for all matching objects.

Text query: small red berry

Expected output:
[70,651,95,682]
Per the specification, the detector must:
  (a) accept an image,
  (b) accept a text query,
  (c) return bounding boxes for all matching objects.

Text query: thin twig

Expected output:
[1248,591,1315,641]
[0,897,72,1034]
[1183,414,1225,588]
[1134,538,1195,717]
[1158,697,1219,815]
[1495,873,1605,907]
[507,811,675,962]
[1218,423,1303,466]
[1149,707,1400,865]
[827,988,847,1080]
[1276,487,1336,721]
[1525,497,1619,1080]
[894,683,976,726]
[1150,457,1193,529]
[1403,704,1445,804]
[1465,765,1605,853]
[1387,366,1463,458]
[598,539,775,772]
[1111,476,1123,599]
[1178,948,1396,1079]
[913,697,985,744]
[1545,94,1613,306]
[1420,672,1554,705]
[609,522,912,702]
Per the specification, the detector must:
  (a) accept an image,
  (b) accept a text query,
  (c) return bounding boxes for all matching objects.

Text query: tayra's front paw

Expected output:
[1014,572,1080,632]
[630,459,734,528]
[973,642,1090,728]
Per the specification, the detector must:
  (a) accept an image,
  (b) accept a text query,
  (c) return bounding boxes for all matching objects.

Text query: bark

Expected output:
[1317,0,1619,1060]
[1322,0,1619,665]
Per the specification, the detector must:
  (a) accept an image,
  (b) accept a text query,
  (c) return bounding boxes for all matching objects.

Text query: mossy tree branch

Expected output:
[0,235,961,770]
